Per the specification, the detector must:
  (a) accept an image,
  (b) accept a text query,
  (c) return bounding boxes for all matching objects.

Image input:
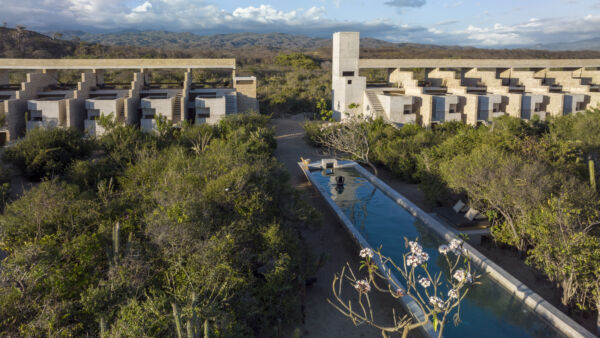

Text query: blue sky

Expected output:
[3,0,600,47]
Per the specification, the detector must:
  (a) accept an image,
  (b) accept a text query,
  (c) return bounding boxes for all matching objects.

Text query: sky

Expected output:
[2,0,600,47]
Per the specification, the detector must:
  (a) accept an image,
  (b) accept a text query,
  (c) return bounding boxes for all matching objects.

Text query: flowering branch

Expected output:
[328,238,478,338]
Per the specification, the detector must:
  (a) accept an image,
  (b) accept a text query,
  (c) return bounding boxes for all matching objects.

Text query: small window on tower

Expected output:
[342,71,355,77]
[348,80,352,84]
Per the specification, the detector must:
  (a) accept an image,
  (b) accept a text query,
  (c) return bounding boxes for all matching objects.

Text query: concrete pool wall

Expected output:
[298,159,595,338]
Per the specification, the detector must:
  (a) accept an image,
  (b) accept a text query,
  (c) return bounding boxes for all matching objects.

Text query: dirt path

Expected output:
[272,115,412,338]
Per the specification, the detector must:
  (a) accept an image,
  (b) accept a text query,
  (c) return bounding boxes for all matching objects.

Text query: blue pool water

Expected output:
[309,167,562,338]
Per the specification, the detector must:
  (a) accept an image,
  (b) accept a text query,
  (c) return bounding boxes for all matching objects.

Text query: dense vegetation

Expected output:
[0,115,318,336]
[306,111,600,330]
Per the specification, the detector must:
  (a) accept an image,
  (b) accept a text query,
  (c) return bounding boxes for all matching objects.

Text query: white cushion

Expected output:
[452,200,466,213]
[464,208,480,221]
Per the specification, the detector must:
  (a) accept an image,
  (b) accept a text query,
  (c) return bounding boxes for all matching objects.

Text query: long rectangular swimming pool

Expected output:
[307,165,566,338]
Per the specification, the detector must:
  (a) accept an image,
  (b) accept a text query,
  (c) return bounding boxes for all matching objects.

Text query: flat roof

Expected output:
[0,59,236,70]
[359,59,600,69]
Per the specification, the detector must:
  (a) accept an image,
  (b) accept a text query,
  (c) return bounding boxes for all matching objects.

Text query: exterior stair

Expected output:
[173,92,182,122]
[366,90,385,118]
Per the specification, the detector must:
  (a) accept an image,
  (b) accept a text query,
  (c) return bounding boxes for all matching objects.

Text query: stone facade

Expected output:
[0,59,258,138]
[332,31,600,126]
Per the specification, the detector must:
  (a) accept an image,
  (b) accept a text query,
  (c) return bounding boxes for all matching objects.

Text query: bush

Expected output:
[0,113,315,337]
[3,128,93,180]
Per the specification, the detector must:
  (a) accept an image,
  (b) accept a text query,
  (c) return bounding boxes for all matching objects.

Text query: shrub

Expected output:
[3,127,93,180]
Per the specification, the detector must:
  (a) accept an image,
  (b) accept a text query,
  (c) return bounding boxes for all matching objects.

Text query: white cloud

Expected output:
[2,0,600,48]
[132,1,152,13]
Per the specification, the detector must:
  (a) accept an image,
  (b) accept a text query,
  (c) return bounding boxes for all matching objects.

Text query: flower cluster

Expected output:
[418,277,431,288]
[354,279,371,293]
[449,239,466,256]
[406,241,429,267]
[438,244,450,255]
[359,248,374,259]
[448,289,458,299]
[429,296,445,309]
[453,269,473,283]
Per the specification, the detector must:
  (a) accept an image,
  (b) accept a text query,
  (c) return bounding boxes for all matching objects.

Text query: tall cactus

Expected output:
[99,317,106,338]
[112,221,120,264]
[590,159,597,192]
[171,302,183,338]
[186,320,193,338]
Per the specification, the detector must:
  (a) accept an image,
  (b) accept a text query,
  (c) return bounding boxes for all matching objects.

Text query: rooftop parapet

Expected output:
[358,59,600,69]
[0,59,237,70]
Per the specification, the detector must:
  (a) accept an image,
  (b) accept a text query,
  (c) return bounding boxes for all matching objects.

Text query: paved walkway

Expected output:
[272,116,415,338]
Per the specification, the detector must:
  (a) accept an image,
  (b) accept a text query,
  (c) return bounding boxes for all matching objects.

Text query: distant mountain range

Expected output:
[54,30,600,52]
[55,31,332,50]
[533,38,600,51]
[3,27,600,60]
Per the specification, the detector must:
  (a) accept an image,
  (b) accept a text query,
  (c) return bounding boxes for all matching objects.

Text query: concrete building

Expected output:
[0,59,259,139]
[332,31,600,126]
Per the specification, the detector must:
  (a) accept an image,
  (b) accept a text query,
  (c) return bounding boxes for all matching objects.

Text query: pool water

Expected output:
[309,167,562,338]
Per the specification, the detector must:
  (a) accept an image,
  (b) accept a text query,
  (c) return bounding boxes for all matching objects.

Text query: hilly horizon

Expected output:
[53,29,600,52]
[3,27,600,61]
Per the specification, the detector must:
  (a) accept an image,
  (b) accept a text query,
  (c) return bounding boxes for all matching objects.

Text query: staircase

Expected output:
[366,90,385,118]
[173,93,182,122]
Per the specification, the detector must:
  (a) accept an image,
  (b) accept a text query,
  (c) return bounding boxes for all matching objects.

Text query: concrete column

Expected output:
[93,69,105,85]
[140,68,150,85]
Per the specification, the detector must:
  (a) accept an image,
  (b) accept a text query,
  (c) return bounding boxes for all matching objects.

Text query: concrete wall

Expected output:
[377,94,416,124]
[124,72,144,125]
[234,76,259,113]
[7,72,57,139]
[27,99,66,129]
[418,95,433,126]
[195,96,227,124]
[86,98,125,118]
[463,94,479,125]
[476,95,503,122]
[141,97,176,120]
[522,94,546,120]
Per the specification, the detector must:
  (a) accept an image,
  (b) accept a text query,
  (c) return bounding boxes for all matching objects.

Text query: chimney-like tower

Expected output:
[331,32,365,120]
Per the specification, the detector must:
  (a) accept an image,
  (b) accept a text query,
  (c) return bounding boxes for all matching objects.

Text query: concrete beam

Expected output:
[359,59,600,69]
[0,59,237,70]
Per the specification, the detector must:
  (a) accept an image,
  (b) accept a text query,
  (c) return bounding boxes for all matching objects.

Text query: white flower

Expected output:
[418,277,431,288]
[429,296,445,309]
[419,251,429,263]
[448,289,458,299]
[406,254,419,268]
[453,269,473,283]
[438,244,450,254]
[449,239,463,250]
[395,288,405,297]
[408,241,423,255]
[449,238,466,256]
[359,248,373,259]
[354,279,371,293]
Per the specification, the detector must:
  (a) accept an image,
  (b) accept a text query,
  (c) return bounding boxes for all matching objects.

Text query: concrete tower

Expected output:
[332,32,366,120]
